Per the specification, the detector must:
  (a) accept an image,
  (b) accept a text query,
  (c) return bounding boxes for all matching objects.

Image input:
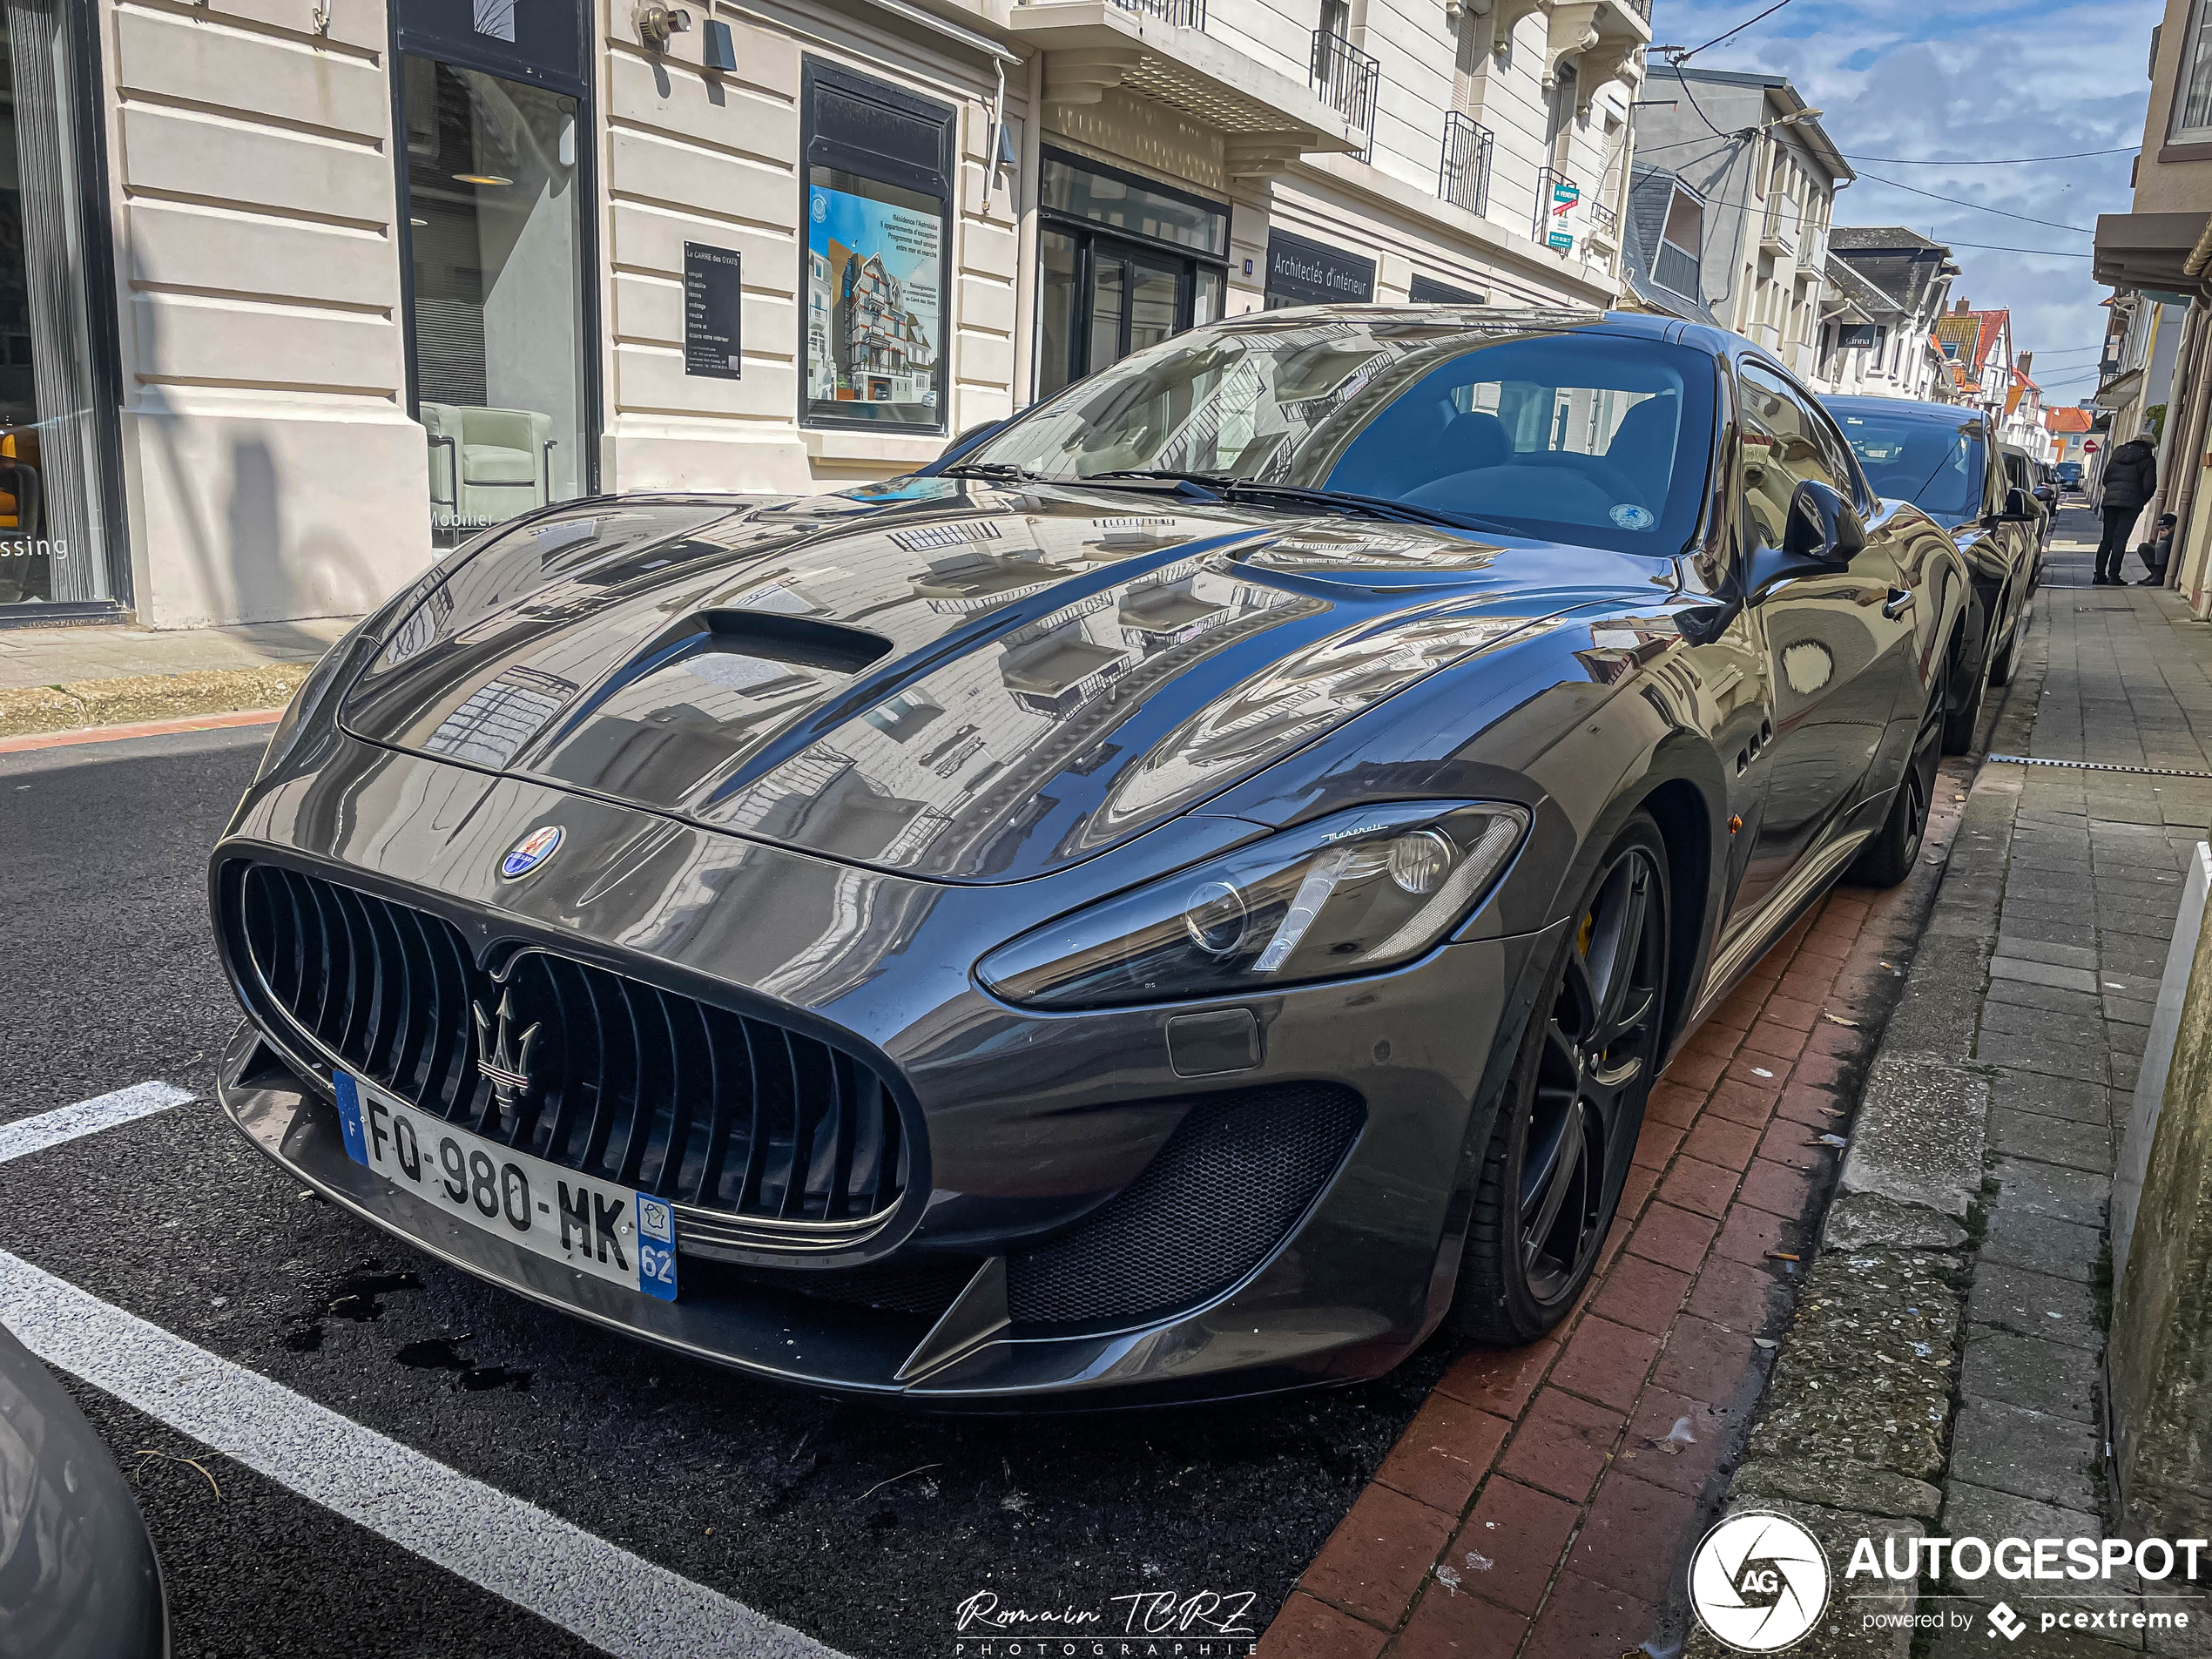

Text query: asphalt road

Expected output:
[0,725,1448,1659]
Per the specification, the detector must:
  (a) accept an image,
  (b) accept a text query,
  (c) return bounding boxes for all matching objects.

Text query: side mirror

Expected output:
[1993,486,2038,523]
[1743,480,1865,604]
[1783,478,1866,564]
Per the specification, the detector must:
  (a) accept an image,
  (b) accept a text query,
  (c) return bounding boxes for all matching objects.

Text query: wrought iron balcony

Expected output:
[1109,0,1205,27]
[1622,0,1651,18]
[1439,111,1493,215]
[1590,200,1620,243]
[1312,27,1379,159]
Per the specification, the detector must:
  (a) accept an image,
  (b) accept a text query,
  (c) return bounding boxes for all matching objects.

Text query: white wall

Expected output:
[104,0,432,629]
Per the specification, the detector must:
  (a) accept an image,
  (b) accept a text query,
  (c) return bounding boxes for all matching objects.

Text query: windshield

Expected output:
[1831,408,1986,521]
[961,316,1716,556]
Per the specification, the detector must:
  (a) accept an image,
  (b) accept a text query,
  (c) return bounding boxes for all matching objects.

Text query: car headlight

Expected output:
[977,801,1528,1009]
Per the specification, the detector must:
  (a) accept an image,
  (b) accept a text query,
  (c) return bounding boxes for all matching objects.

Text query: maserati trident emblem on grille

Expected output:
[472,989,540,1110]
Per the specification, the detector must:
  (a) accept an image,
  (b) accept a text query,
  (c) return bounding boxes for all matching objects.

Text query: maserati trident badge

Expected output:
[472,988,540,1113]
[499,824,563,880]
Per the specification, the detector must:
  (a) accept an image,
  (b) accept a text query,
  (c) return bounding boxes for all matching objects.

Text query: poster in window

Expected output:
[806,178,943,427]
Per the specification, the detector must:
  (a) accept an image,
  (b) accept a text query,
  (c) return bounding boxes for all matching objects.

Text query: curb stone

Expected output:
[1683,586,2054,1657]
[0,664,313,738]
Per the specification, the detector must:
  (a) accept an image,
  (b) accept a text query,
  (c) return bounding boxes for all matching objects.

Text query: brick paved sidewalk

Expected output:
[1256,762,1973,1658]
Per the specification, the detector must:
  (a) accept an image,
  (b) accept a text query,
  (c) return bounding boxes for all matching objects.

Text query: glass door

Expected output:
[1035,150,1228,400]
[401,57,590,549]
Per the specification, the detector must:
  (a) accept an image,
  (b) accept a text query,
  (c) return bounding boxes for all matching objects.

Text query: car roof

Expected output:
[1204,303,1697,345]
[1823,394,1985,428]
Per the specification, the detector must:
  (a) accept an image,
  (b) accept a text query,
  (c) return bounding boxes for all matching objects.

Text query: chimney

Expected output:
[2019,351,2033,376]
[1954,298,1971,314]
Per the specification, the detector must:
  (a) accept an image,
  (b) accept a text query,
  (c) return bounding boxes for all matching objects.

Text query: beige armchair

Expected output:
[421,402,556,525]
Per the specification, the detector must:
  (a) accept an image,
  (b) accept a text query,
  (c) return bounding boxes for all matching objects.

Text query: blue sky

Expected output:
[1648,0,2162,406]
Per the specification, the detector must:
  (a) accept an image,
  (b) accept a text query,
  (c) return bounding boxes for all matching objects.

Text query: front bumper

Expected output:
[212,737,1551,1406]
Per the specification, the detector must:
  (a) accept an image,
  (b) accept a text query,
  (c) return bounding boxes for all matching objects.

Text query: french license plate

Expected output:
[330,1070,678,1301]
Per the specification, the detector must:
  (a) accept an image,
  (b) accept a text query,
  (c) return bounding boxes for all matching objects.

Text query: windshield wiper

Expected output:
[941,462,1044,482]
[1088,469,1504,532]
[1216,481,1508,535]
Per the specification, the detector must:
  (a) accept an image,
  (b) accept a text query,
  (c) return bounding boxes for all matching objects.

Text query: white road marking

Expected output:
[0,1084,846,1659]
[0,1081,195,1163]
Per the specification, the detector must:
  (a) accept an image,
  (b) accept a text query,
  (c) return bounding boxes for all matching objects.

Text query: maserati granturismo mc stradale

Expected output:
[209,308,1990,1406]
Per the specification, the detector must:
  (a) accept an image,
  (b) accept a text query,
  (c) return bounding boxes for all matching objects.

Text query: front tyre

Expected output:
[1848,680,1942,888]
[1940,623,1986,755]
[1445,813,1671,1345]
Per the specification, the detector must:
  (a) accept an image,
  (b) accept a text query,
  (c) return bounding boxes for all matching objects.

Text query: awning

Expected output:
[2093,212,2212,296]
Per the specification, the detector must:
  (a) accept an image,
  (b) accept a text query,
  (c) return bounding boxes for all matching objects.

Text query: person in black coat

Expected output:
[2096,435,2158,584]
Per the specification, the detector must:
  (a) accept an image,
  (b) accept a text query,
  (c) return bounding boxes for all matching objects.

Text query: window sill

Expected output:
[802,428,951,466]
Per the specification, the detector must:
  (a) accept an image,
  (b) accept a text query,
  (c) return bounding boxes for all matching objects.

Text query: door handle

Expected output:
[1883,588,1914,619]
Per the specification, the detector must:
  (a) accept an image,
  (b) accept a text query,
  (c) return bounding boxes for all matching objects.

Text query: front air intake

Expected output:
[227,862,908,1231]
[1004,1082,1364,1330]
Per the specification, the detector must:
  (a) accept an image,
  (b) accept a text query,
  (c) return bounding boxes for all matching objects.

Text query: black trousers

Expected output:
[2096,504,2139,578]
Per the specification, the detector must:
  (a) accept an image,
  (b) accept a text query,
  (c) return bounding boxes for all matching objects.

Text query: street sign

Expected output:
[2086,440,2101,453]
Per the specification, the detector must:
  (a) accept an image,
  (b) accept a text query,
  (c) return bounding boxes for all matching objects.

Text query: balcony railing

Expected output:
[1534,167,1581,248]
[1312,28,1379,160]
[1590,200,1620,243]
[1439,111,1493,215]
[1109,0,1205,26]
[1622,0,1651,17]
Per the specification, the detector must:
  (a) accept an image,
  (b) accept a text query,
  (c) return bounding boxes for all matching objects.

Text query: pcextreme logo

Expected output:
[1688,1512,1831,1652]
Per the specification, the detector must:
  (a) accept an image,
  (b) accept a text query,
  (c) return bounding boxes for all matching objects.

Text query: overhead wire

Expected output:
[1840,145,2138,165]
[1849,168,2095,233]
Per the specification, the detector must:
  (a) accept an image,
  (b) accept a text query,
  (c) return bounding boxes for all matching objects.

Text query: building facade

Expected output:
[1624,64,1848,380]
[2090,0,2212,610]
[1817,226,1958,402]
[0,0,1652,629]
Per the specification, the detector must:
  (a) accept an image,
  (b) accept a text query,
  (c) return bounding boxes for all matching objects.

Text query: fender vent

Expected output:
[1004,1082,1364,1331]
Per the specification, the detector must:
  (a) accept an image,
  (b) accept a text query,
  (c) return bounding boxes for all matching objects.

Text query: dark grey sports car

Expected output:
[211,308,1970,1406]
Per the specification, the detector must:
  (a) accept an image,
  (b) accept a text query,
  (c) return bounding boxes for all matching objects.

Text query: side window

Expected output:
[1737,361,1844,550]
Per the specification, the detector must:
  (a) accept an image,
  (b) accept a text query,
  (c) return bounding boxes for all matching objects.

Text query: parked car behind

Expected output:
[0,1321,167,1658]
[2005,446,2057,557]
[1824,396,2041,750]
[212,308,1972,1406]
[2055,460,2085,493]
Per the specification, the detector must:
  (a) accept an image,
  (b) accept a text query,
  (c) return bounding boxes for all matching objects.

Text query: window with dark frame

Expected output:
[2175,0,2212,143]
[1033,149,1229,400]
[392,0,597,549]
[800,61,955,433]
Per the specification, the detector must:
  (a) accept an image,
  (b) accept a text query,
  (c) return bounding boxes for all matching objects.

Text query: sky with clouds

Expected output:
[1645,0,2163,408]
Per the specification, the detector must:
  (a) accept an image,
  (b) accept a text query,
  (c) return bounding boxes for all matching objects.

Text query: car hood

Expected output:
[339,480,1650,882]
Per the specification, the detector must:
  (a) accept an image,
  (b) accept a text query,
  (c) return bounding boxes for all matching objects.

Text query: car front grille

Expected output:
[228,862,909,1231]
[1004,1082,1365,1330]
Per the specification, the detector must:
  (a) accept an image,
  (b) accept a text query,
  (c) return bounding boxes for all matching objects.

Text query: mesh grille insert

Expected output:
[1004,1083,1364,1330]
[229,862,908,1230]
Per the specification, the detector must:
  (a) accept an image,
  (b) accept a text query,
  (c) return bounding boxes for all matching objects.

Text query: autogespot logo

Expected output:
[1689,1511,1831,1653]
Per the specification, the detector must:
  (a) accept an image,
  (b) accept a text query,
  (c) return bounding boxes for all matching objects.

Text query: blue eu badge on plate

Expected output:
[636,1195,679,1301]
[333,1070,370,1164]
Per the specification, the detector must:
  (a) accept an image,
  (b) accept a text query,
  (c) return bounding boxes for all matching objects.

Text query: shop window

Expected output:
[0,0,122,610]
[400,57,590,548]
[802,62,954,432]
[1035,151,1228,399]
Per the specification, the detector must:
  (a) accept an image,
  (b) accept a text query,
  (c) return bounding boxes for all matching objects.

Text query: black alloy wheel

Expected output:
[1940,621,1986,755]
[1848,675,1943,887]
[1448,814,1671,1344]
